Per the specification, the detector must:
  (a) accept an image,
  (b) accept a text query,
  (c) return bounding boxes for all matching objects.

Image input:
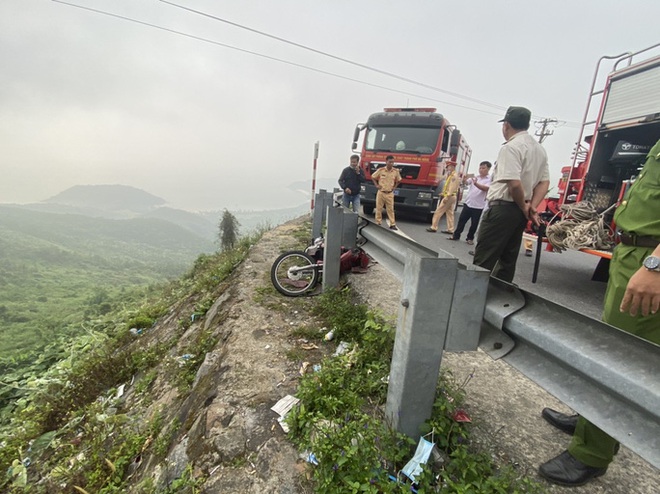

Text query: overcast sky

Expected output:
[1,1,659,211]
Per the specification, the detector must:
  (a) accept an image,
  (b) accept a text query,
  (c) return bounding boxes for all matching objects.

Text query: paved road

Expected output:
[388,208,608,320]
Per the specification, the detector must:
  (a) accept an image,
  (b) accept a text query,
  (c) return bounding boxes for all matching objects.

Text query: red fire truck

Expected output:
[549,43,660,228]
[352,108,471,220]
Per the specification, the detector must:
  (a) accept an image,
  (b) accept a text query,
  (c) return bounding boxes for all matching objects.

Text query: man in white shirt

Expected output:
[448,161,492,245]
[473,106,550,283]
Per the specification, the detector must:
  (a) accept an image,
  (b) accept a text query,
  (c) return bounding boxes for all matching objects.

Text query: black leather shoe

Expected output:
[539,450,607,486]
[542,407,578,435]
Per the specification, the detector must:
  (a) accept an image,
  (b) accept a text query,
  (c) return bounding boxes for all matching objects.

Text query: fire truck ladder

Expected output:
[563,42,660,208]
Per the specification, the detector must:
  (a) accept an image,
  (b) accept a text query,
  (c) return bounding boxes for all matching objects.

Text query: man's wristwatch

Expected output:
[642,255,660,272]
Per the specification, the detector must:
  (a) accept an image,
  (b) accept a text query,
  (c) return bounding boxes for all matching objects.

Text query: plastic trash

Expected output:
[401,436,435,483]
[324,330,334,341]
[306,452,319,466]
[176,354,194,366]
[334,341,351,356]
[451,409,472,423]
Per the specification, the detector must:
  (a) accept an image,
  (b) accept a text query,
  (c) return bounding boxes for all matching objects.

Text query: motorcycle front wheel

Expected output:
[270,251,320,297]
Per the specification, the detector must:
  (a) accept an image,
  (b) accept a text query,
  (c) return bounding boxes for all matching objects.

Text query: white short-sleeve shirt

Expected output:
[487,131,550,202]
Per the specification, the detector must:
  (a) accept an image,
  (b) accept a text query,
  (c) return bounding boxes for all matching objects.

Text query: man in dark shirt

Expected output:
[338,154,366,212]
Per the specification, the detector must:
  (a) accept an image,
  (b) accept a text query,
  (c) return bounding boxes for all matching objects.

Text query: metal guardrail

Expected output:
[482,281,659,468]
[314,197,660,469]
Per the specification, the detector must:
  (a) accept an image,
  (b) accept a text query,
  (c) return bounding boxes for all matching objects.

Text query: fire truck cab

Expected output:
[352,108,471,220]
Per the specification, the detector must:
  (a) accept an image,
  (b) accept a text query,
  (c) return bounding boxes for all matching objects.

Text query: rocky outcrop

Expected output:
[119,218,313,493]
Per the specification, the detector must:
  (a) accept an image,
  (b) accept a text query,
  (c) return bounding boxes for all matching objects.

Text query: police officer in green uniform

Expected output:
[539,138,660,486]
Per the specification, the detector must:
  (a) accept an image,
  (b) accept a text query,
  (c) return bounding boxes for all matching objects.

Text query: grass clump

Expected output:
[287,288,544,493]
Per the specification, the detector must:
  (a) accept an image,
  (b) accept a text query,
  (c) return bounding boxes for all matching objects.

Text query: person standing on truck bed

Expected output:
[473,106,550,283]
[539,138,660,487]
[371,155,402,230]
[338,154,366,212]
[426,161,459,234]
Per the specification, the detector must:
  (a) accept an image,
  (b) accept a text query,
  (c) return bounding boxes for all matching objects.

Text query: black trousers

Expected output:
[473,204,527,283]
[452,205,484,241]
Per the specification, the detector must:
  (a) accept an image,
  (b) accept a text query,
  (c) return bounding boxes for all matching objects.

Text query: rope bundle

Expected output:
[546,201,615,253]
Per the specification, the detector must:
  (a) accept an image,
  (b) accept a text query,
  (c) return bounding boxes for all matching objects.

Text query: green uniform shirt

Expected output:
[605,137,660,341]
[568,138,660,468]
[614,139,660,239]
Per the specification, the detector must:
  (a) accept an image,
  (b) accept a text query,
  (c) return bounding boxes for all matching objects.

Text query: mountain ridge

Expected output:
[9,184,311,242]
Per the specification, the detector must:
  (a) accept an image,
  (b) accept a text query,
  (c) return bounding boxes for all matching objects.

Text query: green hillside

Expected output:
[0,205,215,358]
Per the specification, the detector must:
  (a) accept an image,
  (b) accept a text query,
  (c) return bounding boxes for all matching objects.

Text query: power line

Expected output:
[159,0,508,112]
[51,1,583,127]
[50,0,505,117]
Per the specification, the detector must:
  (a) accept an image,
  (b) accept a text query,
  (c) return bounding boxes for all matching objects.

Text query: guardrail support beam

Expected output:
[322,205,343,291]
[311,189,334,239]
[386,251,458,437]
[341,210,358,249]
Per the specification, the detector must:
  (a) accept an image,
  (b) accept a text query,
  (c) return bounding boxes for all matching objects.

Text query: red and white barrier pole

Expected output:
[311,141,319,211]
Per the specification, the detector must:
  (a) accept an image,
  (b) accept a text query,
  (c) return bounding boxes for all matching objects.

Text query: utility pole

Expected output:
[535,117,558,143]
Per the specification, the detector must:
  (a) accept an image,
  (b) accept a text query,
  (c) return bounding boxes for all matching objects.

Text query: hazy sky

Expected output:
[1,1,659,211]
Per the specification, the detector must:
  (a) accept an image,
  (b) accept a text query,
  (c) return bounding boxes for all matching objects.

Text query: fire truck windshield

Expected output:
[365,126,440,154]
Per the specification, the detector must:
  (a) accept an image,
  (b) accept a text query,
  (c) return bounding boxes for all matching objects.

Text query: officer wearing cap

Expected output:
[539,138,660,486]
[473,106,550,282]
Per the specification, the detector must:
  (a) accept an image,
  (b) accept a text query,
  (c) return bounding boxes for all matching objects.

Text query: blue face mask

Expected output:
[400,436,435,483]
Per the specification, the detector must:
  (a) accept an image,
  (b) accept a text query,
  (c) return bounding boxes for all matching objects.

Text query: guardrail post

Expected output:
[386,250,459,437]
[444,265,490,351]
[341,210,358,249]
[311,189,327,239]
[322,205,343,291]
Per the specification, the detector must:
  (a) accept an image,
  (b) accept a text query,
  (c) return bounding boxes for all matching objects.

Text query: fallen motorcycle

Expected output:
[270,237,368,297]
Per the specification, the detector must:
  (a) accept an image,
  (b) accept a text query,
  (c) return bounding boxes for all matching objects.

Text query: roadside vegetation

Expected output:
[283,287,545,493]
[0,227,267,493]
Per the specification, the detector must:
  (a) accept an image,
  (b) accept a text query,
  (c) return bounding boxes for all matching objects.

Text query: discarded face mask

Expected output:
[400,436,435,483]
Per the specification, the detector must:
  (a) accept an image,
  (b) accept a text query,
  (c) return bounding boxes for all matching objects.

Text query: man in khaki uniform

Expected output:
[426,161,459,233]
[372,155,402,230]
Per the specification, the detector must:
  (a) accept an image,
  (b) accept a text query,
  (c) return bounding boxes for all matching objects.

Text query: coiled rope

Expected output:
[546,201,616,253]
